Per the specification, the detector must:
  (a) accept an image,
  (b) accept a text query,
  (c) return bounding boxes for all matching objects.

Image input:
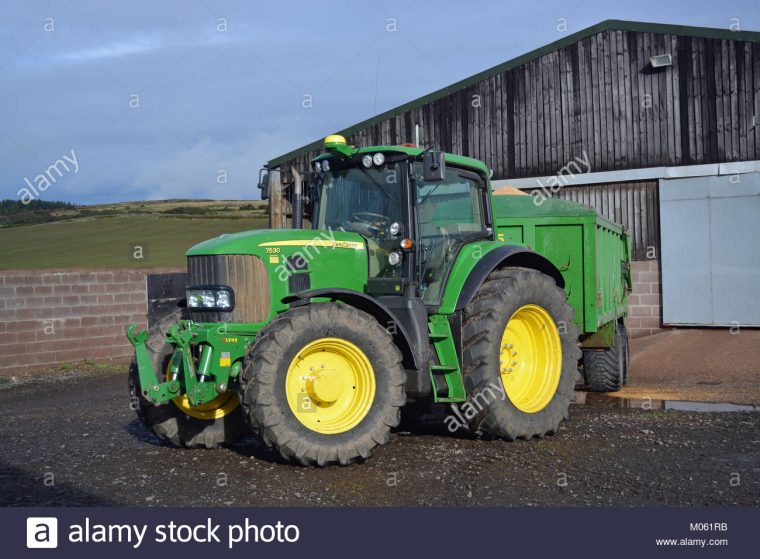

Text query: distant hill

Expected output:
[0,199,268,228]
[0,200,269,269]
[0,199,79,227]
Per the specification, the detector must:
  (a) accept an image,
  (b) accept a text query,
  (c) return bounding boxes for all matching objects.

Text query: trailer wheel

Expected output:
[127,311,249,448]
[581,322,629,392]
[238,304,406,466]
[460,267,580,439]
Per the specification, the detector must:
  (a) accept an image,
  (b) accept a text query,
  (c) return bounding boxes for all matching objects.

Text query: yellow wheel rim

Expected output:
[285,337,376,434]
[167,361,239,421]
[499,304,562,414]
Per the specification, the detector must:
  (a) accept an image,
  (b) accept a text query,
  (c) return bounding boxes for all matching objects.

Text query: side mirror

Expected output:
[423,151,446,182]
[258,169,270,200]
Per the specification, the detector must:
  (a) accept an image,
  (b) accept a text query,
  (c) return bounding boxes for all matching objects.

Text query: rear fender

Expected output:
[454,245,565,312]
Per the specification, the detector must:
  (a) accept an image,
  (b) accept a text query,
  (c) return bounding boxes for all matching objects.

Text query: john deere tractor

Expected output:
[127,134,631,465]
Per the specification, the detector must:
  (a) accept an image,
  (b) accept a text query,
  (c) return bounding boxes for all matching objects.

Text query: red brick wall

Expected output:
[624,260,663,338]
[0,270,149,373]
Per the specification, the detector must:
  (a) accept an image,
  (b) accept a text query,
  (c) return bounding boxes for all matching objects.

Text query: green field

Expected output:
[0,215,267,269]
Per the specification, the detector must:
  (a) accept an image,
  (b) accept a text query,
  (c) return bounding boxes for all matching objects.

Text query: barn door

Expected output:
[659,173,760,326]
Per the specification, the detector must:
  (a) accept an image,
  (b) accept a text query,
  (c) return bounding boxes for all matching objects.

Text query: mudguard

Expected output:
[455,245,565,312]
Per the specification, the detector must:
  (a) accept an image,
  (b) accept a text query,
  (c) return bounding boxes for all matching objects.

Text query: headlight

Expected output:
[186,286,235,311]
[361,154,373,168]
[388,251,402,266]
[372,152,385,166]
[313,161,322,172]
[389,221,401,236]
[215,290,232,309]
[321,158,330,172]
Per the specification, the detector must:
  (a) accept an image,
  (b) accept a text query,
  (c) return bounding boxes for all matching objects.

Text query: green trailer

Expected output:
[494,195,631,339]
[127,135,631,465]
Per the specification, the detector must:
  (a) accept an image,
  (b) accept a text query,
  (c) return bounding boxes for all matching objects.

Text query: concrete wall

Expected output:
[625,260,663,338]
[0,269,181,374]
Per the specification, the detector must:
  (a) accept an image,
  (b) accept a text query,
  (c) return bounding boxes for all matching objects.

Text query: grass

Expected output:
[0,214,267,269]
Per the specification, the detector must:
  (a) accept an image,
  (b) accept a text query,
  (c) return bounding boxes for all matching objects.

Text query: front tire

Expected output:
[238,304,406,466]
[461,268,581,439]
[128,311,249,448]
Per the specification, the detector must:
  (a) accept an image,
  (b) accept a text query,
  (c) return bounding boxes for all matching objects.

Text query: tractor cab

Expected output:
[307,135,494,306]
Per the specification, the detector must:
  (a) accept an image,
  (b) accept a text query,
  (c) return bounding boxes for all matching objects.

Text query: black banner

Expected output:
[8,507,757,558]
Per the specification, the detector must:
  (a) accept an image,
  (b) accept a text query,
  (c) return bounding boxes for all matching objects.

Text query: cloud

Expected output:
[50,28,238,66]
[56,33,165,62]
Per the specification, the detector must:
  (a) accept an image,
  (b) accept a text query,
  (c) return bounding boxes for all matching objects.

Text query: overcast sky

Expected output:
[1,0,758,204]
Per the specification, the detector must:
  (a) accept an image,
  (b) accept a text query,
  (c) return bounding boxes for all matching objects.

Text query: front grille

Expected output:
[187,255,270,323]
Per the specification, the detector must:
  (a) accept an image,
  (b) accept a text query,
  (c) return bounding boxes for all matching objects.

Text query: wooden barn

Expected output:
[267,20,760,337]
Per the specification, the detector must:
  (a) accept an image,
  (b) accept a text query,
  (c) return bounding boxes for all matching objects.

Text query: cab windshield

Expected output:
[313,163,404,279]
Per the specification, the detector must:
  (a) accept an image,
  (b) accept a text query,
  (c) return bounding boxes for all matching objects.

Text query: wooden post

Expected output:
[268,169,283,229]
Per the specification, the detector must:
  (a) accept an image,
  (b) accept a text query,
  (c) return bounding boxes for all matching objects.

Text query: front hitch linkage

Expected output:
[127,322,222,406]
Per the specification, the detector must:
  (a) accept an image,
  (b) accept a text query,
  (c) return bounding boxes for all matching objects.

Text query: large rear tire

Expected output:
[238,304,406,466]
[128,311,249,448]
[460,268,580,439]
[581,321,629,392]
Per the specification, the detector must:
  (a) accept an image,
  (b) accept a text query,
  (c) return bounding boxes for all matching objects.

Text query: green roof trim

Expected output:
[268,19,760,168]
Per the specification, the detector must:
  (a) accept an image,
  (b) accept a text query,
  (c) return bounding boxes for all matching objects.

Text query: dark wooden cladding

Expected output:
[278,29,760,181]
[526,180,659,261]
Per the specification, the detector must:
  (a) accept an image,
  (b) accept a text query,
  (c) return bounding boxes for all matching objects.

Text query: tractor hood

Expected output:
[186,229,370,315]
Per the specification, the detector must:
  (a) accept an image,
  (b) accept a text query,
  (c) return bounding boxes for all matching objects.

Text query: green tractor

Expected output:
[127,134,631,465]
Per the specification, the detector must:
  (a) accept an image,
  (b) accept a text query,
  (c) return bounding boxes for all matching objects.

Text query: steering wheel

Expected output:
[348,211,392,238]
[353,211,390,224]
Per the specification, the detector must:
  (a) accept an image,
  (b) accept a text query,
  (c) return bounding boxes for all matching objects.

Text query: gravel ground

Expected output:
[0,367,758,507]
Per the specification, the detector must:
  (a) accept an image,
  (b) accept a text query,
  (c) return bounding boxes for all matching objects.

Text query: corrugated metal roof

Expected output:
[268,19,760,169]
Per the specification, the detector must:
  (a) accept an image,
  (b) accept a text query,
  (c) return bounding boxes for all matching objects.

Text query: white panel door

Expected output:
[660,173,760,326]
